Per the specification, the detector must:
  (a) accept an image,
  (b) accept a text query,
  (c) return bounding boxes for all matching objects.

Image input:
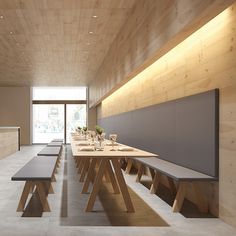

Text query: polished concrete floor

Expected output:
[0,145,236,236]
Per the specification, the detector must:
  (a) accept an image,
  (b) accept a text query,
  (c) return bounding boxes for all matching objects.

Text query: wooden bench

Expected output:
[51,139,63,142]
[37,146,62,156]
[47,141,63,147]
[134,157,217,213]
[11,156,58,212]
[37,146,62,168]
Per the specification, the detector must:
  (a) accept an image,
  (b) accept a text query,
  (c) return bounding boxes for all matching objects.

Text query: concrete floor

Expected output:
[0,145,236,236]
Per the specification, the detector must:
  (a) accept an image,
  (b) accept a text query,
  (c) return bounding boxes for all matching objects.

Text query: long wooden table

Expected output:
[70,136,157,212]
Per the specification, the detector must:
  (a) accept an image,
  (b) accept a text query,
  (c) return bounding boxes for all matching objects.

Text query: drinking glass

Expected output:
[109,134,117,151]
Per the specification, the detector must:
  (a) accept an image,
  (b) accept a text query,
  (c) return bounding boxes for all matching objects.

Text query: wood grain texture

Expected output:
[0,87,31,144]
[0,129,18,159]
[89,0,235,107]
[0,0,137,86]
[97,3,236,227]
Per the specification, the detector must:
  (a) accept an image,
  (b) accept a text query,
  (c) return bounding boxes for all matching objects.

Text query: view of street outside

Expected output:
[33,104,86,143]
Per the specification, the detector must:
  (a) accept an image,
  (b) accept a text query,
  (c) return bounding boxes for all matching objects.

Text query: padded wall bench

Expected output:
[134,157,217,213]
[11,156,58,212]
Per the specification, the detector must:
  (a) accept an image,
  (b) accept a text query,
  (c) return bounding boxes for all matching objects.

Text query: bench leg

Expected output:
[52,174,56,182]
[172,181,186,212]
[148,167,155,180]
[135,163,144,182]
[56,159,60,168]
[192,182,208,213]
[43,181,54,194]
[150,171,161,194]
[35,182,51,212]
[167,176,177,194]
[125,158,133,174]
[29,182,35,193]
[17,181,32,212]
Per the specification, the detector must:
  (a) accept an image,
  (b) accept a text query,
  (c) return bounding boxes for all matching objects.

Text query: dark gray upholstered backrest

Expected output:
[98,89,219,178]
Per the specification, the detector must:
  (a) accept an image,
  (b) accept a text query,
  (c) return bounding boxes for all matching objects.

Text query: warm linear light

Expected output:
[89,31,93,34]
[0,15,3,19]
[101,6,231,108]
[9,31,13,34]
[92,15,98,18]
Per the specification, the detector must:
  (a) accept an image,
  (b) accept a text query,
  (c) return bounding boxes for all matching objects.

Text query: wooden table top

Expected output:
[70,136,157,159]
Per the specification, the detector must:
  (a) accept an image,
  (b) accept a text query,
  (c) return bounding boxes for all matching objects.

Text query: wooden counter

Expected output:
[0,127,20,159]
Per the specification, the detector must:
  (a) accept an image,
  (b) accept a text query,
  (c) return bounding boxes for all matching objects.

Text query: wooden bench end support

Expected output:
[150,171,161,194]
[125,159,133,174]
[192,182,209,213]
[172,181,186,212]
[17,181,32,212]
[135,163,144,182]
[36,182,51,212]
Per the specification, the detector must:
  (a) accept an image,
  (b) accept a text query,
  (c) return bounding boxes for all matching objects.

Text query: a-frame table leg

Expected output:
[112,159,134,213]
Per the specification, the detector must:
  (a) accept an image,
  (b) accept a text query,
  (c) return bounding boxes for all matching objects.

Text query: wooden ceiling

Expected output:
[0,0,137,86]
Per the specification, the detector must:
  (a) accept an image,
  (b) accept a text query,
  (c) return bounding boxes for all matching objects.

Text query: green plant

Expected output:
[95,125,104,135]
[83,126,87,131]
[77,126,82,130]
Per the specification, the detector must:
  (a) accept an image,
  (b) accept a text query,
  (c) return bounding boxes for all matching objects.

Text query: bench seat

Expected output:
[38,146,61,156]
[136,157,216,181]
[52,139,63,142]
[134,157,218,213]
[11,156,58,212]
[12,156,58,181]
[47,141,63,147]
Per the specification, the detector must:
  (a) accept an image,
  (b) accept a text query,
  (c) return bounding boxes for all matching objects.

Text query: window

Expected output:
[32,87,87,100]
[32,87,87,143]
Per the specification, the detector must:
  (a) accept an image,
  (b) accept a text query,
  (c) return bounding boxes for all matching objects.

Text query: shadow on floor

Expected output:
[141,180,216,219]
[58,147,168,227]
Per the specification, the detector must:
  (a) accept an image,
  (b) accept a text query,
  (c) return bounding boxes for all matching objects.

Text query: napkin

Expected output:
[118,147,134,151]
[77,141,90,146]
[106,142,118,146]
[79,146,94,151]
[73,137,86,141]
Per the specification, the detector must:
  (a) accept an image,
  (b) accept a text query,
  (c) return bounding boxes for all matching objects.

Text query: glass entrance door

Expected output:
[33,104,64,143]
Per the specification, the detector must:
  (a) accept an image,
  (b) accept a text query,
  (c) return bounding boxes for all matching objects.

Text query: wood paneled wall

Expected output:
[0,129,18,159]
[96,3,236,227]
[0,87,31,145]
[89,0,235,107]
